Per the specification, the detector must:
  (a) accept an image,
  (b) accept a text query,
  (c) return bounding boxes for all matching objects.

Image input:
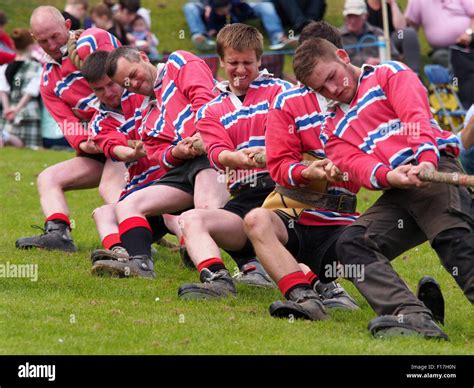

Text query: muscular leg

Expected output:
[115,185,194,222]
[243,208,294,281]
[37,157,104,217]
[193,168,229,209]
[179,208,248,267]
[98,158,127,204]
[92,204,119,242]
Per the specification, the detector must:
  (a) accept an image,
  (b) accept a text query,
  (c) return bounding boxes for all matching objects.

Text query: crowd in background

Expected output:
[0,0,473,152]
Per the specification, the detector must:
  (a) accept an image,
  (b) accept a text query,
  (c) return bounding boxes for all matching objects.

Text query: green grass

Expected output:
[0,0,471,355]
[0,147,473,355]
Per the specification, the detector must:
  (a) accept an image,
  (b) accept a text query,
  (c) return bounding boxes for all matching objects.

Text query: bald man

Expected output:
[16,6,125,253]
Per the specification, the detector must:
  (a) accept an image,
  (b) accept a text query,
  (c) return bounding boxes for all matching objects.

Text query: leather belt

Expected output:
[275,185,357,213]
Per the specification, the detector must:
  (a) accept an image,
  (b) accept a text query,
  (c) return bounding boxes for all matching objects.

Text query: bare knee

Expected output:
[243,208,272,240]
[98,182,118,203]
[92,204,115,222]
[179,210,207,237]
[37,167,59,193]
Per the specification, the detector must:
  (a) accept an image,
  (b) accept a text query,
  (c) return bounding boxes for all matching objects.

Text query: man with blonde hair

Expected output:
[177,23,293,299]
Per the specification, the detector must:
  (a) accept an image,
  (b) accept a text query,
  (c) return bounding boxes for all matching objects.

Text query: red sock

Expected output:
[197,257,226,273]
[306,271,318,288]
[102,233,121,250]
[46,213,70,227]
[278,271,311,298]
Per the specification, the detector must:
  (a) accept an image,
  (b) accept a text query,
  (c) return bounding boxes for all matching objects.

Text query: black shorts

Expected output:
[222,181,275,219]
[276,212,346,282]
[220,179,275,260]
[146,215,170,242]
[153,155,211,194]
[77,152,107,164]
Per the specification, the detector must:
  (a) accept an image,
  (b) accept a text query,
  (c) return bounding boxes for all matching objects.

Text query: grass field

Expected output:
[0,0,472,355]
[1,147,473,355]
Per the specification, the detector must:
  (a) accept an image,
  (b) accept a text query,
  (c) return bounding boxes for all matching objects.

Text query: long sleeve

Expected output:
[266,108,311,187]
[383,68,439,167]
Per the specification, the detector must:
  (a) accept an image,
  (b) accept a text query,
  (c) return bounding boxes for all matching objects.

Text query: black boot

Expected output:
[269,287,329,321]
[178,268,237,300]
[315,280,359,310]
[368,312,449,340]
[91,255,155,279]
[16,221,77,253]
[417,276,445,325]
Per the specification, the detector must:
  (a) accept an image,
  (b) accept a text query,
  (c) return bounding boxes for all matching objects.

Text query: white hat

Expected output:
[343,0,368,16]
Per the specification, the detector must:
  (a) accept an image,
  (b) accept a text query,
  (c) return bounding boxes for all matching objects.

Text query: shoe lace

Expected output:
[30,224,47,234]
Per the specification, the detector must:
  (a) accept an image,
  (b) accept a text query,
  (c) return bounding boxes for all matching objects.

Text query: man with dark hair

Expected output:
[91,46,229,278]
[293,37,473,339]
[81,51,178,277]
[62,0,89,30]
[298,20,342,47]
[242,21,359,318]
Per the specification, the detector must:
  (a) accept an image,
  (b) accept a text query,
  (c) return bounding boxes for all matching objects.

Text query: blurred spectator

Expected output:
[405,0,474,67]
[339,0,399,67]
[62,0,89,30]
[272,0,326,35]
[406,0,474,109]
[183,0,297,51]
[458,105,474,174]
[0,29,42,149]
[41,106,71,150]
[130,15,159,61]
[366,0,420,73]
[0,11,15,65]
[91,4,130,45]
[114,0,151,29]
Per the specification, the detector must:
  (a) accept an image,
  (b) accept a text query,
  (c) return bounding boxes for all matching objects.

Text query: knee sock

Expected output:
[119,217,152,257]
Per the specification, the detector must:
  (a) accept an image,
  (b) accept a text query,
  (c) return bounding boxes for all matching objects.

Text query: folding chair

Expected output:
[424,64,466,133]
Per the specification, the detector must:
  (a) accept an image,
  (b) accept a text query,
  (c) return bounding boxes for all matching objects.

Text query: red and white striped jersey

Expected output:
[90,90,164,200]
[322,62,461,190]
[267,84,360,226]
[40,28,120,150]
[196,71,293,191]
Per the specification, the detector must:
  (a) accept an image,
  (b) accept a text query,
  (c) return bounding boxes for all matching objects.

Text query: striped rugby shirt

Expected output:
[196,70,293,191]
[40,28,120,150]
[91,90,164,201]
[140,51,217,171]
[267,84,360,226]
[322,61,461,190]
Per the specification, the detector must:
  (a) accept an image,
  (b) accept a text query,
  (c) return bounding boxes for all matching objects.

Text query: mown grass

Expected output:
[0,148,472,355]
[0,0,471,356]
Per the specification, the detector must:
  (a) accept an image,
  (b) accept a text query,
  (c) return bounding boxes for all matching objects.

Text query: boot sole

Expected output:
[178,286,236,300]
[90,250,128,263]
[269,301,329,321]
[91,263,155,279]
[369,318,449,340]
[417,277,445,325]
[15,242,77,253]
